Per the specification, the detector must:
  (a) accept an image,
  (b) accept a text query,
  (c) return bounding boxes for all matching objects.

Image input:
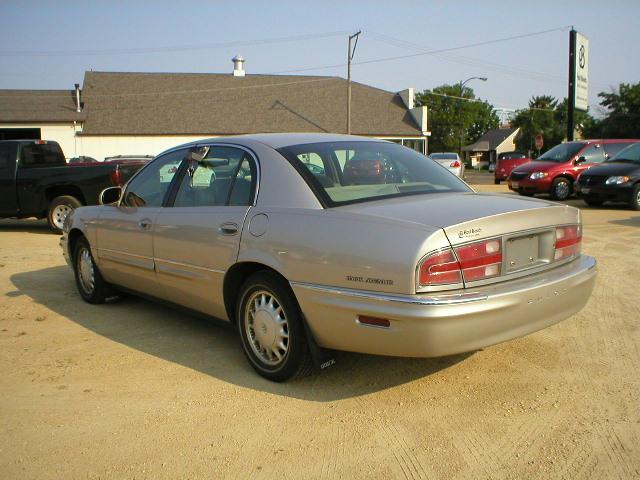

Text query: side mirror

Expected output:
[575,156,587,164]
[100,186,122,205]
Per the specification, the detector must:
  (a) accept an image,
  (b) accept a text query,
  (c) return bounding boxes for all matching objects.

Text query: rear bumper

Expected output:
[292,255,597,357]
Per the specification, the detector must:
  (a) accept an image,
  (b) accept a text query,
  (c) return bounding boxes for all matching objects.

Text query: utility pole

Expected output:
[347,30,361,134]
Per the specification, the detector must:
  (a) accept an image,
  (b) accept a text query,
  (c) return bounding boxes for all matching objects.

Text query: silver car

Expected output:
[60,134,596,381]
[429,152,465,178]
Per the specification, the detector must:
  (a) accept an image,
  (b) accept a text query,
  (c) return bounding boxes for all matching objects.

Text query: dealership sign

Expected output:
[573,32,589,111]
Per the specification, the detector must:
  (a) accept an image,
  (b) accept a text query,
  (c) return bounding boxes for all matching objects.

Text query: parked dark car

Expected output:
[508,139,638,200]
[0,140,146,232]
[494,151,530,184]
[576,142,640,209]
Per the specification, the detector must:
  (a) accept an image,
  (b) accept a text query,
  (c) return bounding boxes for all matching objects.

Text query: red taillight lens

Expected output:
[554,225,581,260]
[418,248,462,286]
[110,169,121,186]
[418,239,503,287]
[455,239,502,281]
[450,161,461,168]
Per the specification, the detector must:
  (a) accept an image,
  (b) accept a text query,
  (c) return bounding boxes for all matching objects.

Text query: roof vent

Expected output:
[74,83,82,113]
[232,55,245,77]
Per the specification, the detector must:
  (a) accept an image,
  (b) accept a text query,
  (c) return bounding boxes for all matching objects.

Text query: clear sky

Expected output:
[1,0,638,115]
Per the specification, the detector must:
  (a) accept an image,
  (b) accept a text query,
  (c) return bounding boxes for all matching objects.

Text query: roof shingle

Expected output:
[79,71,422,136]
[0,89,84,122]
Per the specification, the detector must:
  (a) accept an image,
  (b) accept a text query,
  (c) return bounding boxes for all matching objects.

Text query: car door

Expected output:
[95,148,189,294]
[0,143,18,216]
[151,145,258,319]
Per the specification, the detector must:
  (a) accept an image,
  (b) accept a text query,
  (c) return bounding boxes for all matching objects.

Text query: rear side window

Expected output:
[604,142,633,159]
[173,146,255,207]
[20,142,65,166]
[0,144,14,169]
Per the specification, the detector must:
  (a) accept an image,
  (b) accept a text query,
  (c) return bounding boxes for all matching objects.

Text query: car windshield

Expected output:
[606,142,640,164]
[536,142,585,163]
[430,153,458,160]
[277,141,471,206]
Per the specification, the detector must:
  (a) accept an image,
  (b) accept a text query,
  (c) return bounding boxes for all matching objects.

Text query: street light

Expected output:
[458,76,487,162]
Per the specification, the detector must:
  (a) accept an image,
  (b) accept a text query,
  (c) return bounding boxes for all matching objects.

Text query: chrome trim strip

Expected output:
[154,258,225,275]
[290,281,488,305]
[98,249,154,271]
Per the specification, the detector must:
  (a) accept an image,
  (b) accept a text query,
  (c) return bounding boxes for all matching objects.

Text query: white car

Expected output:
[430,152,464,178]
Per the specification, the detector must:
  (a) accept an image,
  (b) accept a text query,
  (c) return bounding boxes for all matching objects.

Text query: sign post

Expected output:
[568,29,589,141]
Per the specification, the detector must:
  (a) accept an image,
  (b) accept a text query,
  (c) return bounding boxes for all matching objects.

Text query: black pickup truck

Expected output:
[0,140,146,232]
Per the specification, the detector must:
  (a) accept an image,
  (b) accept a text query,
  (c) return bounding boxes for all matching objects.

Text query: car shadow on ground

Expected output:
[608,215,640,227]
[0,218,53,235]
[10,266,472,401]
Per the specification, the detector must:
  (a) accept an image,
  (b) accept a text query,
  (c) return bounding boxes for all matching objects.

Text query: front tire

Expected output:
[494,179,500,185]
[550,178,571,201]
[630,184,640,211]
[73,237,116,304]
[48,195,82,233]
[237,271,313,382]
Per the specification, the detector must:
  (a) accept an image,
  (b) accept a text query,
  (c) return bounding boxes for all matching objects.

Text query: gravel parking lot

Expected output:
[1,185,639,479]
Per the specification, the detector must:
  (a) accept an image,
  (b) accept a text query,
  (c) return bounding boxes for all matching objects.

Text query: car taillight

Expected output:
[554,225,581,260]
[456,239,502,281]
[419,248,463,286]
[110,169,121,186]
[450,161,461,168]
[418,239,503,287]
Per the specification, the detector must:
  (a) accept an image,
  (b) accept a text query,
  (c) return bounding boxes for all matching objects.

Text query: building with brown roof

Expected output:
[0,59,429,160]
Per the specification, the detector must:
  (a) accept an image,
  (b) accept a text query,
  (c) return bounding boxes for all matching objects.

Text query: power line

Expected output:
[0,31,351,57]
[271,26,570,74]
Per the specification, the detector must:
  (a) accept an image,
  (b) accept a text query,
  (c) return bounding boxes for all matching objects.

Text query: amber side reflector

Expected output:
[357,315,391,328]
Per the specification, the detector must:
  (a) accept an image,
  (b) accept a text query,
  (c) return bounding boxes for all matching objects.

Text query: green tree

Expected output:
[582,82,640,138]
[416,84,498,153]
[511,95,563,155]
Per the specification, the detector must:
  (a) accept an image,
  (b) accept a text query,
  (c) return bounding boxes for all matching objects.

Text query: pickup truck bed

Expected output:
[0,140,145,232]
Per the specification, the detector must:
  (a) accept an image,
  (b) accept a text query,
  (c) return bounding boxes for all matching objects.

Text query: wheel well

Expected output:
[67,229,86,262]
[553,175,575,190]
[45,186,86,205]
[223,262,290,325]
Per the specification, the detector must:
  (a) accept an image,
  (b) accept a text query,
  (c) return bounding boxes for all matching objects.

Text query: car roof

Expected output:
[166,133,388,152]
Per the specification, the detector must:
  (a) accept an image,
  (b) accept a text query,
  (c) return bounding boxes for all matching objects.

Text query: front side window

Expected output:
[580,144,605,163]
[122,149,188,207]
[277,141,471,206]
[173,146,255,207]
[536,142,585,163]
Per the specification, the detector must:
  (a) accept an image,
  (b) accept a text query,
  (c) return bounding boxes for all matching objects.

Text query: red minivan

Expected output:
[508,139,638,200]
[494,151,531,184]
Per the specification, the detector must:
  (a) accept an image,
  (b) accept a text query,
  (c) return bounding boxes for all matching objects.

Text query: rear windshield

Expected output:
[277,141,471,207]
[20,142,65,166]
[536,142,585,163]
[430,153,458,160]
[608,142,640,164]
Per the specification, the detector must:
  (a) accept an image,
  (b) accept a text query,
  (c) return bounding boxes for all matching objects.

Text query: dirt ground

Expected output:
[1,186,639,479]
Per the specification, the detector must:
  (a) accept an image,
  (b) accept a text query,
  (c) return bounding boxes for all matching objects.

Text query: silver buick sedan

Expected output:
[60,134,597,381]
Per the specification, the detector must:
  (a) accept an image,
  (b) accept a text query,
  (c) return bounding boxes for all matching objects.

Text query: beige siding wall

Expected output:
[77,135,213,161]
[495,134,518,157]
[1,123,80,158]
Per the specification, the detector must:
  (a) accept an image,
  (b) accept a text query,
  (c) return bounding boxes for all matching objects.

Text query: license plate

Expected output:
[581,187,590,194]
[511,181,519,189]
[506,234,541,272]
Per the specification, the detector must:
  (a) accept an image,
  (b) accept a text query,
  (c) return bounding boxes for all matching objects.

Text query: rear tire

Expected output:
[630,185,640,211]
[494,179,500,185]
[48,195,82,233]
[73,237,117,304]
[236,271,313,382]
[550,178,571,201]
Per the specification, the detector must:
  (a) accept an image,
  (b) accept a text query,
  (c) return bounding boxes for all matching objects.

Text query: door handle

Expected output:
[219,222,239,235]
[138,219,152,230]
